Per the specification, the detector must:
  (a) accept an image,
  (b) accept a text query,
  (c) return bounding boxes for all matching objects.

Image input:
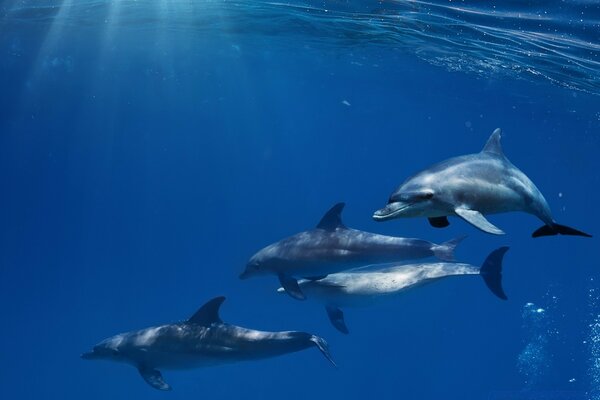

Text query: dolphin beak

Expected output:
[373,202,409,221]
[373,202,408,221]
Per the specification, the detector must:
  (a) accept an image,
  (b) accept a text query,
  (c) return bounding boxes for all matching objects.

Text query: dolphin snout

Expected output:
[372,208,388,221]
[373,202,409,221]
[373,205,396,221]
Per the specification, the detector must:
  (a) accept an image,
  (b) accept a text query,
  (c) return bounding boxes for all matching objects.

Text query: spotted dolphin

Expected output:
[240,202,465,300]
[279,247,509,334]
[373,129,591,238]
[81,297,335,390]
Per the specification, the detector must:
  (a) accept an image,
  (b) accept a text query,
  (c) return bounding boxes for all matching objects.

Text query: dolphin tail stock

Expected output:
[532,222,592,238]
[479,247,509,300]
[309,335,337,368]
[432,235,467,262]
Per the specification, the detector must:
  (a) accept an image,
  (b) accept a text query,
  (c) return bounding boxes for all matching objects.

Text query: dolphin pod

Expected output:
[83,128,590,391]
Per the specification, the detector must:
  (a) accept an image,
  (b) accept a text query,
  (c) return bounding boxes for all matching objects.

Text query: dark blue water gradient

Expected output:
[0,1,599,400]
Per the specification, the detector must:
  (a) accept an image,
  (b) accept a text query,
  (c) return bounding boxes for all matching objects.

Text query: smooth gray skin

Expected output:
[81,297,335,391]
[278,247,508,334]
[373,128,587,236]
[240,203,464,299]
[289,263,481,308]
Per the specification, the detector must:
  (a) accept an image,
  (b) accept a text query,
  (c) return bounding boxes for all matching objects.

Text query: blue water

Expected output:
[1,1,599,399]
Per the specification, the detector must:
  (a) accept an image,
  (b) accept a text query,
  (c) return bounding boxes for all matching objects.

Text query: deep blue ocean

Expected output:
[1,1,599,399]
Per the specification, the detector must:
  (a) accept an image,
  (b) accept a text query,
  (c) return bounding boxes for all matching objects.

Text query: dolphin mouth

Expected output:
[372,202,411,221]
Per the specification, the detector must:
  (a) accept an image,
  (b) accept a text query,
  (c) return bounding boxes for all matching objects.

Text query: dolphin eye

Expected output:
[111,350,119,356]
[420,192,434,200]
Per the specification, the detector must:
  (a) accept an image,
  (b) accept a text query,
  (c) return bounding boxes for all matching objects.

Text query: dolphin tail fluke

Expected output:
[433,235,467,262]
[479,247,509,300]
[532,223,592,238]
[310,335,337,368]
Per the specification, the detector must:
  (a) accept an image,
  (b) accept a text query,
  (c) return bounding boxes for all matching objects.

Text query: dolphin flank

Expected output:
[373,128,591,238]
[81,297,335,390]
[241,202,466,300]
[279,247,509,334]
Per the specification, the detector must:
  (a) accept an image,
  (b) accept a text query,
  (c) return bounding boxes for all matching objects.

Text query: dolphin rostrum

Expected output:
[81,297,335,390]
[373,128,591,238]
[278,247,509,334]
[240,202,465,300]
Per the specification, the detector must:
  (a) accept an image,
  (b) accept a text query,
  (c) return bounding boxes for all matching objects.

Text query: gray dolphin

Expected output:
[373,128,591,238]
[81,297,335,391]
[279,247,509,334]
[240,202,465,300]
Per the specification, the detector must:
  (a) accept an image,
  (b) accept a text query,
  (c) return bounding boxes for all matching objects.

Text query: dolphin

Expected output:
[81,297,335,391]
[278,247,509,334]
[240,202,465,300]
[373,128,591,238]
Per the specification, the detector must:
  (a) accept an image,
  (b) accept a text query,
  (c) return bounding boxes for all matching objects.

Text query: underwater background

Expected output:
[1,0,599,399]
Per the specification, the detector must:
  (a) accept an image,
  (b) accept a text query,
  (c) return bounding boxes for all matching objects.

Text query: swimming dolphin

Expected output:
[81,297,335,391]
[240,202,465,300]
[373,128,591,238]
[278,247,509,334]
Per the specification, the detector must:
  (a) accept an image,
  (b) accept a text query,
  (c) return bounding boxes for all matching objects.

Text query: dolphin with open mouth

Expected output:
[373,128,591,238]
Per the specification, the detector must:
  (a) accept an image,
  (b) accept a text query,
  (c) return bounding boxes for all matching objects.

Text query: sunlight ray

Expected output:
[28,0,74,85]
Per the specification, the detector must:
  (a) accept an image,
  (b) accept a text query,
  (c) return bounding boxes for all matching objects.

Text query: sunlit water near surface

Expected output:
[1,1,600,400]
[2,0,599,94]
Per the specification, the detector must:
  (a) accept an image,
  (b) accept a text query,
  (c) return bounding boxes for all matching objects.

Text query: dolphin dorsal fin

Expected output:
[482,128,504,156]
[188,296,225,325]
[316,203,346,230]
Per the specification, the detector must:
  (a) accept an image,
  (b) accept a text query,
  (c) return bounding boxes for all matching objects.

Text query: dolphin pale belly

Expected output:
[241,202,465,300]
[373,128,591,238]
[278,247,509,334]
[81,297,335,390]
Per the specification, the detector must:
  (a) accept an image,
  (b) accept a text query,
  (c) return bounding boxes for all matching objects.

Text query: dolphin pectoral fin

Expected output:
[138,367,172,391]
[278,274,306,300]
[532,223,592,238]
[454,208,505,235]
[428,216,450,228]
[325,305,349,334]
